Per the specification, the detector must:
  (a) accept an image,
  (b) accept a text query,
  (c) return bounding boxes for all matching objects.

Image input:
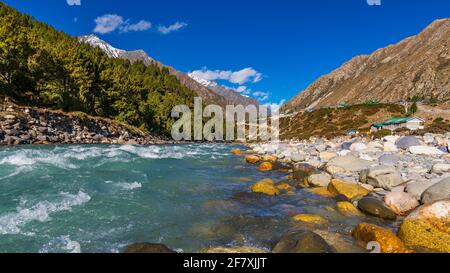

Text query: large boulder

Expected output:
[383,142,399,152]
[378,154,401,167]
[272,231,336,253]
[384,192,420,215]
[319,151,337,162]
[409,146,444,156]
[336,201,362,216]
[326,156,374,174]
[307,172,332,187]
[398,200,450,252]
[251,179,280,196]
[231,149,242,155]
[261,155,278,163]
[362,165,404,190]
[327,179,370,200]
[257,162,273,172]
[421,178,450,204]
[357,196,397,220]
[383,135,400,143]
[396,136,421,150]
[341,142,353,150]
[431,164,450,174]
[123,243,175,253]
[292,164,318,187]
[350,142,367,152]
[352,223,411,253]
[245,155,260,164]
[406,179,440,200]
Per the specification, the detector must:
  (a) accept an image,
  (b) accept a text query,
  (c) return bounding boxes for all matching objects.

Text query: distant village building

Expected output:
[371,117,425,132]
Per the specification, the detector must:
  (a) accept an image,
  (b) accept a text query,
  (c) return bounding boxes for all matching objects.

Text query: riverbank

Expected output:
[0,104,174,145]
[233,134,450,253]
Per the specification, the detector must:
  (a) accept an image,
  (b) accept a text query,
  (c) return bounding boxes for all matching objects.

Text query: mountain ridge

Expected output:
[79,35,258,107]
[283,18,450,112]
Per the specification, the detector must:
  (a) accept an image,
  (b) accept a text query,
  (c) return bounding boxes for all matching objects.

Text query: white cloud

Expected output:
[94,14,124,34]
[230,68,262,84]
[367,0,381,6]
[93,14,152,34]
[190,67,262,85]
[158,22,188,34]
[121,20,152,33]
[67,0,81,6]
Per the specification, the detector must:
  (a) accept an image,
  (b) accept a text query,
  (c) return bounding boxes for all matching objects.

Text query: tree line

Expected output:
[0,3,195,135]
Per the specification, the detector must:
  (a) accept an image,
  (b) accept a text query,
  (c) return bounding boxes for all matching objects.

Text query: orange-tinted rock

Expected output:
[352,223,411,253]
[257,162,273,172]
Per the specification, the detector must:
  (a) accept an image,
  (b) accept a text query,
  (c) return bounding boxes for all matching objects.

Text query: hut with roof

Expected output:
[371,117,425,132]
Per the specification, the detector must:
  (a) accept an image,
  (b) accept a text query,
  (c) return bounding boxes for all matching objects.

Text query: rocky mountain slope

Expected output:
[283,18,450,112]
[80,35,256,107]
[188,73,259,106]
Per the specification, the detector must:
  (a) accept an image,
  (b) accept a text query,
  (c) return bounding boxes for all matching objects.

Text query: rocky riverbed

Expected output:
[228,134,450,253]
[0,104,173,145]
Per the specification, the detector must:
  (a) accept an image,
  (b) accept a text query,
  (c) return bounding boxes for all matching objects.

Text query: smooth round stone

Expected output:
[396,136,421,150]
[378,154,401,166]
[384,192,420,215]
[272,231,336,253]
[123,243,175,253]
[421,178,450,204]
[357,196,397,220]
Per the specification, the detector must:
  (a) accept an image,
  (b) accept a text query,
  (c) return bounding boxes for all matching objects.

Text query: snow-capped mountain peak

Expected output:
[187,73,218,88]
[78,35,125,58]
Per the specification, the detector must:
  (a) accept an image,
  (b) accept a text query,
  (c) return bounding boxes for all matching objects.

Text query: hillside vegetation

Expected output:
[280,104,405,140]
[0,3,195,135]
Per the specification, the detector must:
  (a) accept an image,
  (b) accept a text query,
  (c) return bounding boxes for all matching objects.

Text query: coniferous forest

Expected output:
[0,3,195,135]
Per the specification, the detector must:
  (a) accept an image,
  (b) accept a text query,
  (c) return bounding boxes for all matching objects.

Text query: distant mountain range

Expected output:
[79,35,258,107]
[283,18,450,112]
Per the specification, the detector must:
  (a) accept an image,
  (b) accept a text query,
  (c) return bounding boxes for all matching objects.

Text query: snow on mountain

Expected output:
[79,35,125,58]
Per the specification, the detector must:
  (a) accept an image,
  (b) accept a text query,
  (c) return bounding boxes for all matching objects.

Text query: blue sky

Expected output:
[3,0,450,106]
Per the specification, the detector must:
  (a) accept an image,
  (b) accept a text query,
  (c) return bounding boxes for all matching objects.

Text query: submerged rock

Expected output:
[336,201,362,216]
[231,149,242,155]
[272,231,336,253]
[245,155,260,164]
[357,196,397,220]
[292,164,318,187]
[292,214,327,225]
[251,179,280,196]
[202,246,268,253]
[257,162,273,172]
[307,187,336,197]
[123,243,175,253]
[398,200,450,253]
[352,223,411,253]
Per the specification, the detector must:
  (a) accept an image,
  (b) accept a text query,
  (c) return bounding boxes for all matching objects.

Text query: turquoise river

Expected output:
[0,144,396,253]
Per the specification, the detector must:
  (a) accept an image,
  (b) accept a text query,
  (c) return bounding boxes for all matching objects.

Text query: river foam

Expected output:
[0,191,91,235]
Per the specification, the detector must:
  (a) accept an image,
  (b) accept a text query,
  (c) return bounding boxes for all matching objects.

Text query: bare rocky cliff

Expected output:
[283,18,450,112]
